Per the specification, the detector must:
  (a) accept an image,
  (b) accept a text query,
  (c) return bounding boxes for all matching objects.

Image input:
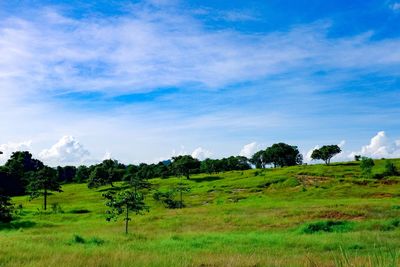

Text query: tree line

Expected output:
[0,142,364,232]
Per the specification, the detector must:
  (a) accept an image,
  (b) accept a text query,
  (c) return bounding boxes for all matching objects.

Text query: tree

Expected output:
[171,155,200,180]
[251,150,270,168]
[57,166,77,183]
[0,193,13,223]
[27,166,62,210]
[103,190,148,234]
[3,151,44,196]
[74,165,90,183]
[384,160,398,176]
[266,143,303,167]
[360,157,374,178]
[124,166,151,194]
[88,160,124,188]
[311,145,342,165]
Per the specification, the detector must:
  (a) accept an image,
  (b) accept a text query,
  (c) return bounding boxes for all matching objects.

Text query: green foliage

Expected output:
[103,190,149,234]
[74,165,90,183]
[302,220,353,234]
[384,160,398,176]
[0,194,13,223]
[153,190,181,208]
[251,143,303,168]
[171,155,200,179]
[360,157,375,178]
[311,145,341,165]
[27,166,62,210]
[88,160,125,188]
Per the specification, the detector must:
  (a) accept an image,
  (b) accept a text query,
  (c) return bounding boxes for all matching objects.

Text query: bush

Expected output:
[0,194,13,223]
[360,157,374,178]
[302,220,353,234]
[153,190,181,209]
[384,160,398,176]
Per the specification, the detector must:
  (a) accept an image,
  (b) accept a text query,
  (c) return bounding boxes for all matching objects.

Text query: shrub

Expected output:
[302,220,353,234]
[360,157,374,178]
[153,190,181,209]
[384,160,398,176]
[0,195,14,223]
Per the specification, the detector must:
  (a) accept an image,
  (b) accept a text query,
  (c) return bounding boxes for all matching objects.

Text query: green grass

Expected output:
[1,159,400,266]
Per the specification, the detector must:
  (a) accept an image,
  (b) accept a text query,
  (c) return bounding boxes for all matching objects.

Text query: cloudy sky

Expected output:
[0,0,400,166]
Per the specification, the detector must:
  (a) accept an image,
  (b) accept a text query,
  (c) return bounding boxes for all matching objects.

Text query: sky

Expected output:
[0,0,400,166]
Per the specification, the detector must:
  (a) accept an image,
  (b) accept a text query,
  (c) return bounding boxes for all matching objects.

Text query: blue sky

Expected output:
[0,0,400,166]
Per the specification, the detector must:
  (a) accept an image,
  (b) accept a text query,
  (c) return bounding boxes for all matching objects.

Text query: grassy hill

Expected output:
[1,159,400,266]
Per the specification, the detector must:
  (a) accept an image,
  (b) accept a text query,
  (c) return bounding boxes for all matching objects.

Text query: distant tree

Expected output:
[88,160,124,188]
[3,151,44,196]
[251,150,270,168]
[171,155,200,180]
[88,165,109,188]
[311,145,342,165]
[124,166,151,194]
[56,166,77,183]
[200,158,217,174]
[354,155,361,161]
[360,157,375,178]
[103,190,148,234]
[74,165,90,183]
[266,143,303,167]
[0,193,13,223]
[27,166,62,210]
[384,160,398,176]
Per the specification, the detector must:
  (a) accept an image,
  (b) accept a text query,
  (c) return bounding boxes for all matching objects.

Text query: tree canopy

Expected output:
[311,145,341,165]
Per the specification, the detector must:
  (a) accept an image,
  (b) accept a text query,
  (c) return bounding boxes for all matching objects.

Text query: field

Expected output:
[1,160,400,267]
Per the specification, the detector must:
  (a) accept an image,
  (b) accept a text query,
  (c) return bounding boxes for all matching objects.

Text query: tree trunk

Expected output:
[44,188,47,210]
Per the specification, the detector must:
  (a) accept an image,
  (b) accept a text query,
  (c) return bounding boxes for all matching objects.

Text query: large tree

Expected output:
[27,166,62,210]
[2,151,44,196]
[266,143,303,167]
[311,145,341,165]
[103,190,148,234]
[171,155,200,180]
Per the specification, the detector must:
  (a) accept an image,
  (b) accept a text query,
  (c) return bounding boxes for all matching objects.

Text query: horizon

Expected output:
[1,0,400,166]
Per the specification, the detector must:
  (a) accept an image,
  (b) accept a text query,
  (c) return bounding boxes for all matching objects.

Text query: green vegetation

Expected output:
[1,159,400,266]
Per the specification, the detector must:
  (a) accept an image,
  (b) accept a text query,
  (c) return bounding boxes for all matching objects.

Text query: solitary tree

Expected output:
[103,190,148,234]
[27,166,62,210]
[311,145,342,165]
[360,157,375,178]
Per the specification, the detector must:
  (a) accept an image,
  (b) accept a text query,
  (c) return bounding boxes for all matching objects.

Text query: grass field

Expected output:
[1,160,400,266]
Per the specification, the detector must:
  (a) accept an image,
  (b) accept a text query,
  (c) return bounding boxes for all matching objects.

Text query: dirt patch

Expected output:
[296,175,330,186]
[369,193,393,198]
[315,210,365,220]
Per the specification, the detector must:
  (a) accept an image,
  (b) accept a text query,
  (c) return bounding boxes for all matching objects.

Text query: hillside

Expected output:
[1,160,400,267]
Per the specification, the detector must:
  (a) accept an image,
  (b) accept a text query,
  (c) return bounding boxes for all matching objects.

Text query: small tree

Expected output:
[311,145,341,165]
[384,160,398,176]
[27,166,62,210]
[0,193,13,223]
[360,157,374,178]
[103,190,148,234]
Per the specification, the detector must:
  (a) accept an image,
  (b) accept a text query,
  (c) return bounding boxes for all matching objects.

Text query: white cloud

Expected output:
[239,142,259,158]
[349,131,400,159]
[0,140,32,164]
[102,151,113,161]
[39,136,90,166]
[191,147,212,160]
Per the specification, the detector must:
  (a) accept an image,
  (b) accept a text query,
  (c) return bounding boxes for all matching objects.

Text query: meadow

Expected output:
[1,160,400,267]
